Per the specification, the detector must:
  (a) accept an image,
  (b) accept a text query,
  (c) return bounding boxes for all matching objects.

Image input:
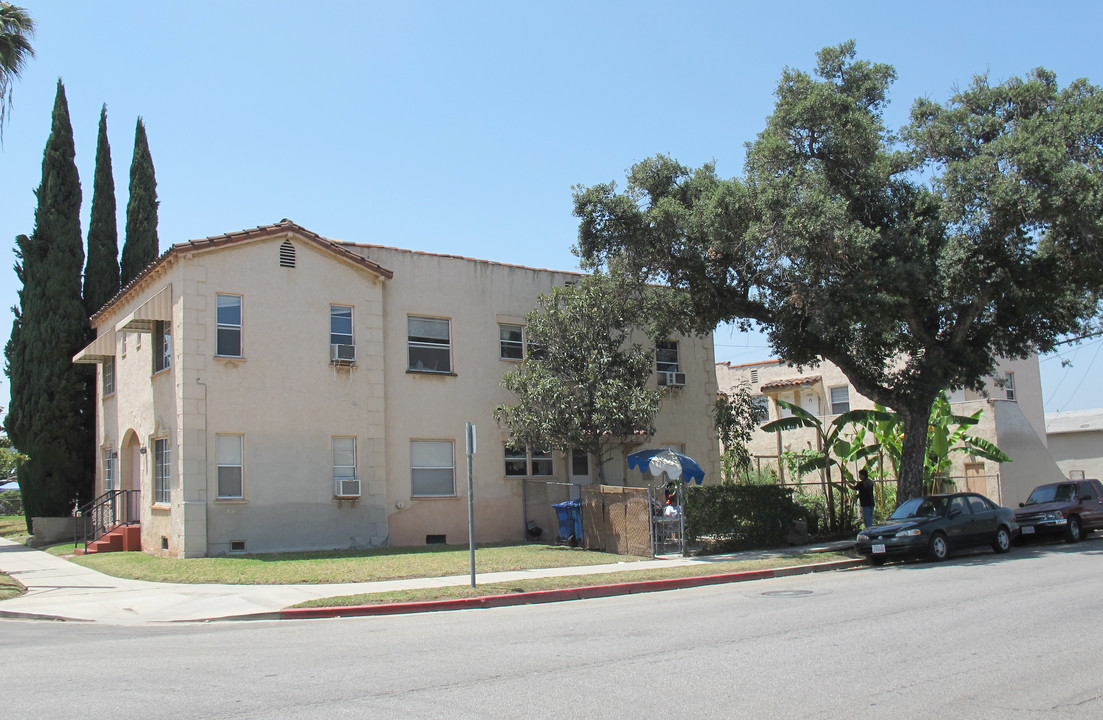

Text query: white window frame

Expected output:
[102,357,115,396]
[829,385,850,415]
[153,320,172,373]
[411,440,456,497]
[333,436,356,481]
[153,437,171,505]
[216,434,244,500]
[408,316,452,373]
[656,340,679,373]
[499,323,524,360]
[104,450,115,492]
[1004,372,1016,401]
[330,305,354,346]
[216,294,243,357]
[504,444,554,477]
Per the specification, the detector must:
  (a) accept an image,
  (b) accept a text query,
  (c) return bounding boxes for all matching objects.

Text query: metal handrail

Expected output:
[75,489,140,550]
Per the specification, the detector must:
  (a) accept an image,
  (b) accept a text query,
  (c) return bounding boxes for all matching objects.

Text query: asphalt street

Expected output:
[4,537,1100,719]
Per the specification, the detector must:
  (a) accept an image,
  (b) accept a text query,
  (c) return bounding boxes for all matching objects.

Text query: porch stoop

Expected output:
[75,525,141,555]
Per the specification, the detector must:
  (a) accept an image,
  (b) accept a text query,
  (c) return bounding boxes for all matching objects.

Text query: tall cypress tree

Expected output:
[4,79,90,525]
[78,104,120,504]
[120,117,159,285]
[84,104,120,314]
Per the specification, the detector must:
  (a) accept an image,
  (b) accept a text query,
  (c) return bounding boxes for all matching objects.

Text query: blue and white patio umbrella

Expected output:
[626,449,705,484]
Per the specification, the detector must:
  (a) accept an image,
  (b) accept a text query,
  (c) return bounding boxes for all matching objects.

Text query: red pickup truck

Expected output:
[1014,479,1103,543]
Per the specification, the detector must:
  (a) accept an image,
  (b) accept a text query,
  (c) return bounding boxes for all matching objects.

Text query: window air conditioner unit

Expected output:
[335,477,361,498]
[658,371,687,387]
[330,344,357,364]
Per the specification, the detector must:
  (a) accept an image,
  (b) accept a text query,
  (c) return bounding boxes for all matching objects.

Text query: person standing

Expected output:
[854,469,876,529]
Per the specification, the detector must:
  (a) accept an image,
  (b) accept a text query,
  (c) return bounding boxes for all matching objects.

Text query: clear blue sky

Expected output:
[2,1,1101,415]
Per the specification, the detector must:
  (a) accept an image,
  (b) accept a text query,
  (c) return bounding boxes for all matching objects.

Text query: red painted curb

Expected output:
[278,558,864,621]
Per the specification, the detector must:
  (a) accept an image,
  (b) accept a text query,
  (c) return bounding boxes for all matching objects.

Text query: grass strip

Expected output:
[0,572,25,601]
[290,552,852,607]
[44,543,648,585]
[0,515,30,544]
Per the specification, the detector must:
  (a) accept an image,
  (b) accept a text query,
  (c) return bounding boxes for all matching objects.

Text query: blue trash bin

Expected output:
[552,499,583,544]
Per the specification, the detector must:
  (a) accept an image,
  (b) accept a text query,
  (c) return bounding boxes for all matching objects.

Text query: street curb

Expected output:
[276,558,866,621]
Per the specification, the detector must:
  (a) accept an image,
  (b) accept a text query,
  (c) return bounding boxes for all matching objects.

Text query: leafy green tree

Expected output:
[120,117,159,284]
[493,273,663,484]
[713,380,766,482]
[0,3,35,139]
[4,80,90,526]
[573,41,1103,502]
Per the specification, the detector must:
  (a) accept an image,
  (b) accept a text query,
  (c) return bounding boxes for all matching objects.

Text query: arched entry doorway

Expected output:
[119,430,142,522]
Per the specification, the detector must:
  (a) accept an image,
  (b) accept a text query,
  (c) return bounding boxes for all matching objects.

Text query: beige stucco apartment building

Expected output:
[74,221,720,557]
[716,354,1064,507]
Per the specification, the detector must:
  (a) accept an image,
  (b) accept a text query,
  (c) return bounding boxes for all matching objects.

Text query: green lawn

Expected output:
[290,552,853,607]
[0,516,29,600]
[46,542,649,585]
[0,515,30,544]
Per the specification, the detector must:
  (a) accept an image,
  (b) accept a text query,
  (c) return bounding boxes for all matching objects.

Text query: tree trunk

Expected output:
[898,408,930,502]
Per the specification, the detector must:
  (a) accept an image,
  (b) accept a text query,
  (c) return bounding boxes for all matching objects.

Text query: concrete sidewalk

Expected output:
[0,537,860,625]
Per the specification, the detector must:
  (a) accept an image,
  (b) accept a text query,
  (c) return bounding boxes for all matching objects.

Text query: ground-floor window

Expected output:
[411,440,455,496]
[217,434,244,499]
[153,438,171,504]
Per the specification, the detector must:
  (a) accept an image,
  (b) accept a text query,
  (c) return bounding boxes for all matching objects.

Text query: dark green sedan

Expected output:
[856,492,1018,565]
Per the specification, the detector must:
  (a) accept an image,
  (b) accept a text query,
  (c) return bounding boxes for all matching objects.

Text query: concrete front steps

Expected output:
[75,525,141,555]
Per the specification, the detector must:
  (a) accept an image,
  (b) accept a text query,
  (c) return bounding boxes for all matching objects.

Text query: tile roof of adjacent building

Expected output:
[758,375,822,392]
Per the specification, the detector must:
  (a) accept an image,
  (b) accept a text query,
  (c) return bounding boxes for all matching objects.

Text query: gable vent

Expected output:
[279,240,296,268]
[751,369,759,384]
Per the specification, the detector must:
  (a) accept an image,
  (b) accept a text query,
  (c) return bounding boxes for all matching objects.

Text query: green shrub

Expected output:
[684,484,809,553]
[0,490,23,516]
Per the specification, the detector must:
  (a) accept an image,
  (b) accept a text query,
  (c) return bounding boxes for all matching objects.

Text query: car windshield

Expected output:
[1025,484,1076,505]
[889,497,947,520]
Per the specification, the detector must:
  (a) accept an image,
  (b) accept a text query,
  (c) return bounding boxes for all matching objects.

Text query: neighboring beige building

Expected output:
[716,354,1063,507]
[1046,409,1103,481]
[74,221,720,557]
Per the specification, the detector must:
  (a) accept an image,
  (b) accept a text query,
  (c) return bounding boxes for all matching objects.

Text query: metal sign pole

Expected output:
[466,422,476,588]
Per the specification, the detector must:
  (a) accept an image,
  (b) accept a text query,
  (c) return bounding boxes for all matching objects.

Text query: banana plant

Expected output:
[853,395,1012,495]
[923,395,1012,493]
[762,400,895,532]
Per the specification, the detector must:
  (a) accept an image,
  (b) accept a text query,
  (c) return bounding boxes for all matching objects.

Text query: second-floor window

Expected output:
[408,316,451,373]
[103,358,115,396]
[216,294,242,357]
[656,340,679,373]
[153,321,172,373]
[829,386,850,414]
[499,324,524,360]
[1004,372,1016,401]
[330,305,353,346]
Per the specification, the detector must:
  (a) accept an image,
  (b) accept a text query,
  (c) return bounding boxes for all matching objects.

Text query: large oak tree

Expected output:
[573,42,1103,501]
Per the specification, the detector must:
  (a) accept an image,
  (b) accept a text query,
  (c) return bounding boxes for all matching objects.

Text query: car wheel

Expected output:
[992,526,1011,554]
[928,532,949,561]
[1064,516,1082,543]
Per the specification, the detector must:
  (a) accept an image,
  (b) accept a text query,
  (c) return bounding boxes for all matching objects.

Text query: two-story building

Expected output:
[716,355,1064,507]
[74,220,720,557]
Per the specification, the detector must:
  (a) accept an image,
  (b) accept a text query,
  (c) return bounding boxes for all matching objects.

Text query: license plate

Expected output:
[872,543,886,554]
[1022,526,1035,535]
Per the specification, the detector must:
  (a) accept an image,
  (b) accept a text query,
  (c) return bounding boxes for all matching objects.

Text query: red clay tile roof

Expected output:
[758,375,822,392]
